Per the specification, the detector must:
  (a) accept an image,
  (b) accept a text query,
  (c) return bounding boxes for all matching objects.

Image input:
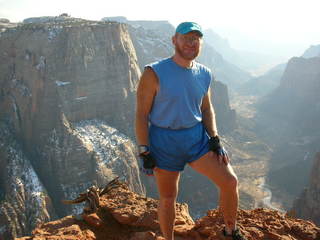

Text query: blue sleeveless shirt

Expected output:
[146,57,212,129]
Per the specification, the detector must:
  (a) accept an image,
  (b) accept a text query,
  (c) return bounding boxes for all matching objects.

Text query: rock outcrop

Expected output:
[293,152,320,225]
[17,182,320,240]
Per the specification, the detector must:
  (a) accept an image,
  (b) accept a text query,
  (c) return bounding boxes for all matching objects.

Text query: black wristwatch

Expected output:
[138,145,150,155]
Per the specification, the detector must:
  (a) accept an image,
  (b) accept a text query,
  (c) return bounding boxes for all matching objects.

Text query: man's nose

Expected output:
[186,39,197,46]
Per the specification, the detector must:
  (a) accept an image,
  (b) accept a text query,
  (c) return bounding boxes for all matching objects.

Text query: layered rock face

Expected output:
[259,56,320,139]
[0,19,139,142]
[293,152,320,225]
[0,19,144,238]
[36,117,144,217]
[0,122,55,240]
[256,56,320,209]
[17,182,320,240]
[280,57,320,106]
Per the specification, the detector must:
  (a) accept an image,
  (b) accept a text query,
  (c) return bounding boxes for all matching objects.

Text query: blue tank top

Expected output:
[146,57,212,129]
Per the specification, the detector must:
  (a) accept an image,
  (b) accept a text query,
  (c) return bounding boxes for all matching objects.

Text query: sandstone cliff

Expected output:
[0,18,139,140]
[293,152,320,225]
[255,56,320,210]
[16,182,320,240]
[0,18,143,238]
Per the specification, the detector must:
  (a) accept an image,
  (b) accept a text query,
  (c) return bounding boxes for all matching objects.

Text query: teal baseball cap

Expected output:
[175,22,203,37]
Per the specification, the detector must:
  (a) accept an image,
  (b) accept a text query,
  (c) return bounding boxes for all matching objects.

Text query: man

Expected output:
[135,22,247,240]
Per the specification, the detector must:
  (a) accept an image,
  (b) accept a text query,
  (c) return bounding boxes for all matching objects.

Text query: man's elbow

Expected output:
[136,111,149,123]
[202,105,213,114]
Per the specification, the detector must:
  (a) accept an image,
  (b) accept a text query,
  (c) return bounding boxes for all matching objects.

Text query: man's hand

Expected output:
[139,152,156,176]
[209,135,229,165]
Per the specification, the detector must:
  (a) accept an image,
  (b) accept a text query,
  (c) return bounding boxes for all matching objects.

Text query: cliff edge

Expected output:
[293,152,320,226]
[17,181,320,240]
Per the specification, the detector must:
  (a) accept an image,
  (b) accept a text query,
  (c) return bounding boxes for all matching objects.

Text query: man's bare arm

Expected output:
[202,88,230,164]
[201,88,218,137]
[135,67,158,146]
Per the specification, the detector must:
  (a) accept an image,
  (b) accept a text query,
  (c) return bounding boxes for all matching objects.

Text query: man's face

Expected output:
[173,31,203,61]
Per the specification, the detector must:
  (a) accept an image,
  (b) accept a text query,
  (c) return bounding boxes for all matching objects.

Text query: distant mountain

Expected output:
[204,29,284,74]
[302,44,320,58]
[238,63,286,96]
[198,43,252,88]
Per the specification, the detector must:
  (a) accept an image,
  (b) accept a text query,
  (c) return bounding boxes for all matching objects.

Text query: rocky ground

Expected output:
[16,181,320,240]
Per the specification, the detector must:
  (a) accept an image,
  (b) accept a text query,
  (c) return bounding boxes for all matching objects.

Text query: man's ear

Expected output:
[172,35,177,45]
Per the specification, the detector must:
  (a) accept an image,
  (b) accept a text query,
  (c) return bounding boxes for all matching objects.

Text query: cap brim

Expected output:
[178,27,203,36]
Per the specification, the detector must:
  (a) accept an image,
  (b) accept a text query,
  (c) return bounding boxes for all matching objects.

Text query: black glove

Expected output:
[209,135,227,156]
[139,152,156,176]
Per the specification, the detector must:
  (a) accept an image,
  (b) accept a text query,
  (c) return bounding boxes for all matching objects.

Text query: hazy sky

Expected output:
[1,0,319,57]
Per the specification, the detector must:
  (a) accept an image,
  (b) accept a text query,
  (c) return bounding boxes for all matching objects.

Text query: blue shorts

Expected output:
[149,122,210,171]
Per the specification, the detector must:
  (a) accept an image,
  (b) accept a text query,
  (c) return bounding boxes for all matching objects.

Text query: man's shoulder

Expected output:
[194,61,212,73]
[145,57,172,69]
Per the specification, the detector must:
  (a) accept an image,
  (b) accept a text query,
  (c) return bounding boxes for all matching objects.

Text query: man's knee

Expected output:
[220,174,238,190]
[159,196,177,208]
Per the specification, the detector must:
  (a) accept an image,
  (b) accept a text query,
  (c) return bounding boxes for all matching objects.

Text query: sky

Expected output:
[1,0,319,58]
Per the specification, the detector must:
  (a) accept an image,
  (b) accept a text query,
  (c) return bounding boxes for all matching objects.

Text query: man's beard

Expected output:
[175,43,200,60]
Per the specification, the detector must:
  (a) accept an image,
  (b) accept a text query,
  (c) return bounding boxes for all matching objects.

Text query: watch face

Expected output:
[139,145,149,154]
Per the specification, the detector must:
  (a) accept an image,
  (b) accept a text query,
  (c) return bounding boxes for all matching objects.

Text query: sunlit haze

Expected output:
[1,0,319,59]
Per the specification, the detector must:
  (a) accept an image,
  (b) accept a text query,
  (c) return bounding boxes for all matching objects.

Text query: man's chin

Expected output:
[182,51,199,60]
[175,47,199,61]
[182,54,198,61]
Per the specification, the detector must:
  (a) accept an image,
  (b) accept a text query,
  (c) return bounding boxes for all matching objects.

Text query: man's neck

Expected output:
[172,55,193,68]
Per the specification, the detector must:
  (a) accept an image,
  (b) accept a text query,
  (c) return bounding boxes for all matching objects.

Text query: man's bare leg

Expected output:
[189,151,239,232]
[154,168,180,240]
